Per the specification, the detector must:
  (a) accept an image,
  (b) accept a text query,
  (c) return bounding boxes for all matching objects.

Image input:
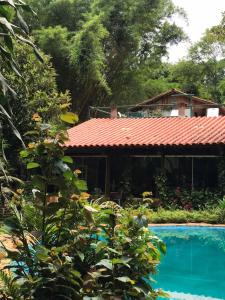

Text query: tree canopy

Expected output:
[160,12,225,103]
[26,0,185,118]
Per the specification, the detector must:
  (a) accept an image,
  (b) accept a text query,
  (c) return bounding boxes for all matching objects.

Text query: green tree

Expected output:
[188,30,225,103]
[27,0,185,118]
[167,12,225,103]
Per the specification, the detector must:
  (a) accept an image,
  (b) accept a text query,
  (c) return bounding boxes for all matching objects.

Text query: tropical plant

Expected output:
[0,0,39,94]
[0,110,166,299]
[1,43,71,173]
[0,0,41,145]
[154,172,170,205]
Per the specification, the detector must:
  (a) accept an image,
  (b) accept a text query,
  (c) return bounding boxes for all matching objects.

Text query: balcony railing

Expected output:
[88,103,223,119]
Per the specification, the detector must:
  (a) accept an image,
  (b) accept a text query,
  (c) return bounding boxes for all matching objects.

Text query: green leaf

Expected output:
[96,241,107,253]
[60,112,78,124]
[39,123,51,131]
[116,276,135,284]
[0,1,16,8]
[35,245,49,262]
[27,162,40,169]
[112,258,130,268]
[0,17,15,35]
[159,241,166,255]
[75,179,87,191]
[20,150,29,158]
[107,247,121,255]
[157,289,169,298]
[15,35,44,63]
[16,2,36,15]
[0,5,13,20]
[63,170,73,181]
[96,259,112,270]
[24,130,39,136]
[76,251,84,262]
[62,156,73,164]
[0,104,25,147]
[84,205,98,213]
[31,175,46,190]
[16,10,29,34]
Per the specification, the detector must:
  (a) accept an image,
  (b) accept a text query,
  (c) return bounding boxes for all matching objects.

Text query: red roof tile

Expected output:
[66,117,225,148]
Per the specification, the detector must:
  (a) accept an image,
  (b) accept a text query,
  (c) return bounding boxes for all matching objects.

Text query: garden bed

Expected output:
[148,208,224,224]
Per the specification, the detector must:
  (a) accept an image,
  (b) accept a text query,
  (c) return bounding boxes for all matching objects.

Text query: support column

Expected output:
[105,156,111,197]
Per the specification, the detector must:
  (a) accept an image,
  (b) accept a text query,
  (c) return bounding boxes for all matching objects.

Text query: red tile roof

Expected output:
[66,117,225,148]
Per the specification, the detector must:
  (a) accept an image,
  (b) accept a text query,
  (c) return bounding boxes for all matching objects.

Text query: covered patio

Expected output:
[66,117,225,202]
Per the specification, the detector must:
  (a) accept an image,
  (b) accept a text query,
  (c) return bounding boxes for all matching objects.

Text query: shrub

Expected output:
[149,208,220,224]
[0,113,166,299]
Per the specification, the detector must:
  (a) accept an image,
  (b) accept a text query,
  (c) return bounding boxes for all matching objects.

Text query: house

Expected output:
[130,88,225,118]
[66,115,225,200]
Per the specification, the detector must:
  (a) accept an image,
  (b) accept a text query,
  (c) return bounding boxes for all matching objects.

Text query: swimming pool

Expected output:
[150,226,225,300]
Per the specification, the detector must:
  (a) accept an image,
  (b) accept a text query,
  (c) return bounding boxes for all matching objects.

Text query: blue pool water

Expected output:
[150,226,225,300]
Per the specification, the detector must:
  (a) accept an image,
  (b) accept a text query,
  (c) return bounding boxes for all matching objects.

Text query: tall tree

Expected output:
[166,12,225,103]
[27,0,185,118]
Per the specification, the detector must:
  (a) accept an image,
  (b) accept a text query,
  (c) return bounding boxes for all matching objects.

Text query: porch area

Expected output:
[71,151,224,207]
[66,116,225,206]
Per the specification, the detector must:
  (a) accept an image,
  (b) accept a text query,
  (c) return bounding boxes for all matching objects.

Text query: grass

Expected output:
[149,208,222,224]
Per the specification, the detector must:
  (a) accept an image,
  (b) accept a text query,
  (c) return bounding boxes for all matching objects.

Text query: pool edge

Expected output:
[148,223,225,227]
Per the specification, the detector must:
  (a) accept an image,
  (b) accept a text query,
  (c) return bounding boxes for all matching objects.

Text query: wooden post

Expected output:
[105,156,111,197]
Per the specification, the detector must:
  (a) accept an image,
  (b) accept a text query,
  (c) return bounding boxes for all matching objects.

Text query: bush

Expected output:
[149,208,220,224]
[0,113,166,299]
[154,174,222,210]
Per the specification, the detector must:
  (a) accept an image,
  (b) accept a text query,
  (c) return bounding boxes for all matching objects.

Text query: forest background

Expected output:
[1,0,225,169]
[25,0,225,117]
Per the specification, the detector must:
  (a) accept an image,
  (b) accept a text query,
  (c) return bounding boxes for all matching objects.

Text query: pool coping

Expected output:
[148,223,225,227]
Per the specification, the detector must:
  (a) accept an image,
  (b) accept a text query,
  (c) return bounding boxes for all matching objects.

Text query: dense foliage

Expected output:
[0,113,166,299]
[0,0,39,97]
[1,2,225,297]
[25,0,185,118]
[151,13,225,103]
[0,0,41,205]
[1,43,71,169]
[148,198,225,224]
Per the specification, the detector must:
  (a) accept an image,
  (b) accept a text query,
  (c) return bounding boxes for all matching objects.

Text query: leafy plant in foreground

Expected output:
[0,111,166,299]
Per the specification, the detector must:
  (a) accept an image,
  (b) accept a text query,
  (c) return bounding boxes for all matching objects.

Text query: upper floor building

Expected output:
[130,88,225,118]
